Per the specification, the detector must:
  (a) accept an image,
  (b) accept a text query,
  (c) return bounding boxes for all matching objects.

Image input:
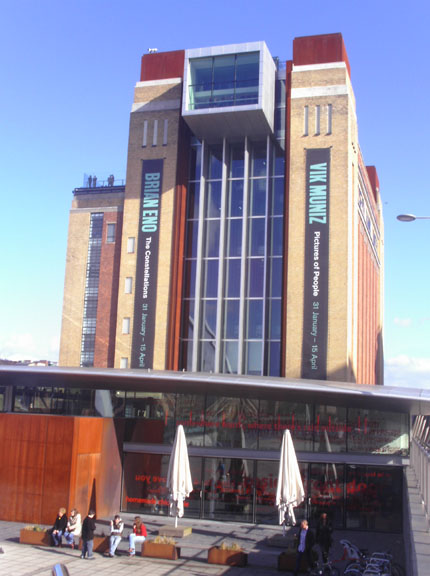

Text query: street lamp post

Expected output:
[397,214,430,222]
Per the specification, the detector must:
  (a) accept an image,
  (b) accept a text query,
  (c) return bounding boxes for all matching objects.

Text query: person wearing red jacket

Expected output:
[128,516,147,556]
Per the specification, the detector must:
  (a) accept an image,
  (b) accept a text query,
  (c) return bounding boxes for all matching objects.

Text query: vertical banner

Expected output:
[301,149,330,379]
[131,159,164,368]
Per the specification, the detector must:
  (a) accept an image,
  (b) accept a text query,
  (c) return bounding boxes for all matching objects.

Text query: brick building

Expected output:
[60,33,383,385]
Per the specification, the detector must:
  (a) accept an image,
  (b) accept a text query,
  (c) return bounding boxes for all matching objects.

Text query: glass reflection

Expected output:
[227,219,242,256]
[247,258,265,297]
[225,259,241,298]
[310,463,344,528]
[200,340,216,372]
[249,218,266,256]
[271,217,283,256]
[348,409,409,455]
[224,300,240,338]
[203,260,218,298]
[208,147,223,179]
[180,298,194,339]
[258,400,313,451]
[250,178,267,216]
[272,178,284,215]
[176,394,206,447]
[200,299,217,337]
[228,180,244,216]
[247,299,263,339]
[205,220,220,258]
[251,144,267,177]
[204,396,258,449]
[345,465,402,532]
[223,341,238,373]
[246,340,262,375]
[314,405,347,453]
[230,146,244,179]
[203,457,253,522]
[206,181,222,218]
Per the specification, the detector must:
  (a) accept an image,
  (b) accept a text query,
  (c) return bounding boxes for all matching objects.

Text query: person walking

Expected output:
[294,519,315,576]
[128,516,147,556]
[108,514,124,557]
[81,510,96,560]
[316,512,333,563]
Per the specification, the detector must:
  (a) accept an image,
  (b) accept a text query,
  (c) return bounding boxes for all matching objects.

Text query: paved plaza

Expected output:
[0,512,406,576]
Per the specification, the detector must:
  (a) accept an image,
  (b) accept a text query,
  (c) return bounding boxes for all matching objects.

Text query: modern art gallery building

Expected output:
[0,34,405,533]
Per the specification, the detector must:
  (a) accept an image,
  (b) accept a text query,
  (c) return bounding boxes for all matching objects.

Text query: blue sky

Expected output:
[1,0,429,388]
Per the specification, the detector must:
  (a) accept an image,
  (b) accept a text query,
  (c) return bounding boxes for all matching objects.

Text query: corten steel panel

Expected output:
[140,50,185,81]
[0,414,122,524]
[366,166,380,209]
[94,213,123,367]
[293,33,351,77]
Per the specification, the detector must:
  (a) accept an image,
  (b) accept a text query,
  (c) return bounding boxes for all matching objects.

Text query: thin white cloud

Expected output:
[393,317,412,327]
[0,332,57,361]
[385,355,430,388]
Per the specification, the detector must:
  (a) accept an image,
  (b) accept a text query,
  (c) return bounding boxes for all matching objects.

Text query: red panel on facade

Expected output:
[366,166,380,204]
[140,50,185,81]
[293,33,351,77]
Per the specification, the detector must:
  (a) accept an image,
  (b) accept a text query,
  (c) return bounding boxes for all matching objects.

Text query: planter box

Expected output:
[78,536,110,553]
[278,550,310,572]
[142,540,180,560]
[208,546,248,567]
[20,529,51,546]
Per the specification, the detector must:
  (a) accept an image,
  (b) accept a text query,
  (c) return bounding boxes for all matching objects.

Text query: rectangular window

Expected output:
[303,106,309,136]
[315,105,321,135]
[120,357,128,369]
[163,119,168,145]
[152,119,158,146]
[106,222,116,243]
[125,277,133,294]
[143,120,148,147]
[122,317,130,334]
[327,104,332,135]
[127,237,135,253]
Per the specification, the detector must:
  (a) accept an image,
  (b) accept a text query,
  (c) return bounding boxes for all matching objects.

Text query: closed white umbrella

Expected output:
[166,425,193,527]
[275,429,305,533]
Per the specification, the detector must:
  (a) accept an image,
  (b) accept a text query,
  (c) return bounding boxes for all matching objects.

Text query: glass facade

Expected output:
[4,378,408,532]
[188,52,259,110]
[180,139,284,376]
[122,453,403,532]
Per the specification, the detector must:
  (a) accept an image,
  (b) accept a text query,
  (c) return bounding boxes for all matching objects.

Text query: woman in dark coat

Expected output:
[51,507,68,547]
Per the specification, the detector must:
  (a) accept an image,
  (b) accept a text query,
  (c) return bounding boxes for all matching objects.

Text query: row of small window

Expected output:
[303,104,332,136]
[142,119,168,148]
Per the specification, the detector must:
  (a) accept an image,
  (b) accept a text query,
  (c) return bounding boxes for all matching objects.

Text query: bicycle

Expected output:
[340,539,405,576]
[310,557,340,576]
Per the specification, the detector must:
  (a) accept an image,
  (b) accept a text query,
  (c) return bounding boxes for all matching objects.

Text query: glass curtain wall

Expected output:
[122,453,403,531]
[180,138,284,376]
